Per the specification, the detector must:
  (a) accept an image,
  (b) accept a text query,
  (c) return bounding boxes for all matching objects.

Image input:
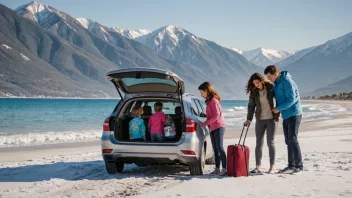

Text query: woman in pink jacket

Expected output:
[199,82,227,176]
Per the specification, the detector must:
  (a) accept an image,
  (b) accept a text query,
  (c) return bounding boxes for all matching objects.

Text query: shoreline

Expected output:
[1,103,351,163]
[1,100,351,154]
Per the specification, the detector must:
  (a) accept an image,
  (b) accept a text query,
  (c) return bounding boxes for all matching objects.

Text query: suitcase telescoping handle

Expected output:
[238,124,250,146]
[239,124,250,176]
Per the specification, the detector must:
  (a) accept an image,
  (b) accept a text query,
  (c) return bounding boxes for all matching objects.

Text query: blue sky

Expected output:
[2,0,352,51]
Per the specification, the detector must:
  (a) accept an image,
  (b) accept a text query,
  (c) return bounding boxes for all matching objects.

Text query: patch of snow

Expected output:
[241,47,294,67]
[63,21,72,29]
[1,44,12,50]
[20,53,30,61]
[99,26,107,34]
[136,25,202,53]
[112,27,151,39]
[76,18,91,29]
[231,48,243,54]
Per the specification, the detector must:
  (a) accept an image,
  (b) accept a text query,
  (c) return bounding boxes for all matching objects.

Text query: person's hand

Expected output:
[143,137,146,141]
[201,122,207,128]
[275,116,280,123]
[244,120,251,126]
[272,107,279,113]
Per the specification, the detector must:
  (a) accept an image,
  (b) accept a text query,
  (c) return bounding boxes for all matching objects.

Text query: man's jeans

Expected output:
[283,115,303,169]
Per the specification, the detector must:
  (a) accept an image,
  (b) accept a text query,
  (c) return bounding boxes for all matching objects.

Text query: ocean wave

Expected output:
[0,103,348,147]
[308,107,321,111]
[224,106,246,112]
[301,104,347,123]
[223,103,347,127]
[0,130,101,148]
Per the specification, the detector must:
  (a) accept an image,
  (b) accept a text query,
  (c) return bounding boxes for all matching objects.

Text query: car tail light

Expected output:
[103,117,110,131]
[186,118,197,132]
[181,150,196,155]
[102,149,113,154]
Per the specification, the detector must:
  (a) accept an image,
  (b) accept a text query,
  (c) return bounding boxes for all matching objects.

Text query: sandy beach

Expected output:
[0,100,351,198]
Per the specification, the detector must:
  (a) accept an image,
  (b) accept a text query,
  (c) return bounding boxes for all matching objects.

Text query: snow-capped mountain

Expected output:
[234,47,294,67]
[16,2,146,43]
[280,32,352,93]
[136,25,261,97]
[75,17,118,42]
[136,25,205,55]
[303,32,352,58]
[15,1,64,29]
[76,18,150,39]
[10,2,260,98]
[9,2,209,97]
[75,18,95,29]
[278,32,352,68]
[111,27,151,39]
[1,3,122,98]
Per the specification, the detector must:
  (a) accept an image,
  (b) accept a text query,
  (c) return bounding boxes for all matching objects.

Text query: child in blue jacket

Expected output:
[129,106,146,140]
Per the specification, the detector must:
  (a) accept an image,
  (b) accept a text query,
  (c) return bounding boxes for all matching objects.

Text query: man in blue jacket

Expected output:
[264,65,303,175]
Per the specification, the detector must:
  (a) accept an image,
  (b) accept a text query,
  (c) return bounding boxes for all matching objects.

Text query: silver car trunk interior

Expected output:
[113,98,185,142]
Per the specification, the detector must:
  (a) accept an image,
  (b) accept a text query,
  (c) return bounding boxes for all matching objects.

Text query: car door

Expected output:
[194,99,212,159]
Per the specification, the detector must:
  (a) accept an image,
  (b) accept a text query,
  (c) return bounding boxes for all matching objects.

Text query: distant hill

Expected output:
[303,76,352,97]
[280,32,352,93]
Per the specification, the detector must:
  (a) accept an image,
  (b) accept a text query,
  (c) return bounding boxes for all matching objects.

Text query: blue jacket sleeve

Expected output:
[277,79,298,111]
[140,120,146,138]
[129,121,132,137]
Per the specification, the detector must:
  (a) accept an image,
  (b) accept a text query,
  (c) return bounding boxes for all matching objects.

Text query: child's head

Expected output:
[131,106,143,117]
[154,102,163,112]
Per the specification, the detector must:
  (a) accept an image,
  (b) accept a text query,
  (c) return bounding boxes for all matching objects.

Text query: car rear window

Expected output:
[125,100,181,115]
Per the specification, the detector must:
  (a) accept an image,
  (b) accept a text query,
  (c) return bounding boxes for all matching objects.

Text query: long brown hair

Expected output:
[246,73,269,95]
[198,82,221,104]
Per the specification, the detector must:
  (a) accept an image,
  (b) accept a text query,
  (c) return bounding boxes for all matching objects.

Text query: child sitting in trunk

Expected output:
[129,106,146,141]
[148,102,167,141]
[164,115,176,139]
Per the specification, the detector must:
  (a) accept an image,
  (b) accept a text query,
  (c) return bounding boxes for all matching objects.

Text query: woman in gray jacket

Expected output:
[244,73,280,174]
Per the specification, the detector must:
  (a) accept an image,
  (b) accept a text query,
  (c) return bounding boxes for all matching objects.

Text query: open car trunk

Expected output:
[113,98,185,143]
[106,68,185,98]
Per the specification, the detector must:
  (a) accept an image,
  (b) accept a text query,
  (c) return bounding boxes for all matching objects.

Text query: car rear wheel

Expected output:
[190,147,205,175]
[105,161,124,174]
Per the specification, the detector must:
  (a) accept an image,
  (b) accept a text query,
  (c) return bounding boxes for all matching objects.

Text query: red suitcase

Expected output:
[227,125,250,177]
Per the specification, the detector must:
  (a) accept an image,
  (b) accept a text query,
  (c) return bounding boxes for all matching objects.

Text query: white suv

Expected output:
[101,68,215,175]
